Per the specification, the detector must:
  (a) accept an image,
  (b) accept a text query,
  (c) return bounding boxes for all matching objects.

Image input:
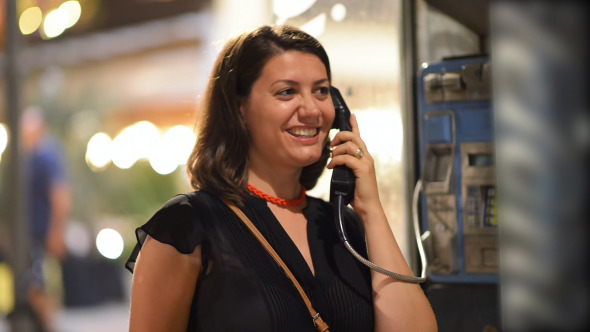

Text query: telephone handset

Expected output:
[329,86,356,242]
[329,86,426,283]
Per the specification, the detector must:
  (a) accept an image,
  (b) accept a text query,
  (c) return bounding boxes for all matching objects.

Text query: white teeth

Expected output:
[287,128,318,138]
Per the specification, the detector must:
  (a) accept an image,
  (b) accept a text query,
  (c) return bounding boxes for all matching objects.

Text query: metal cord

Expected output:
[337,194,427,283]
[412,179,428,280]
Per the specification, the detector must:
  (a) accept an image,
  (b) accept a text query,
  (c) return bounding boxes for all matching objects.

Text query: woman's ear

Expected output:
[238,98,248,120]
[239,104,245,117]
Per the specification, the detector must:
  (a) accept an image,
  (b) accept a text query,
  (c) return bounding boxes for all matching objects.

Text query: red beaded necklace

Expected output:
[246,183,306,207]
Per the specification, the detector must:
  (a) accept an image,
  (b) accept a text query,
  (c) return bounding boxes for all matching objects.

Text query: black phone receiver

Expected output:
[329,86,356,242]
[329,86,355,207]
[328,86,426,283]
[330,86,352,132]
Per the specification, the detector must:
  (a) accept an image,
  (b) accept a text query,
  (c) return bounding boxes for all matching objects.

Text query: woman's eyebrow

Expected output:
[272,78,329,86]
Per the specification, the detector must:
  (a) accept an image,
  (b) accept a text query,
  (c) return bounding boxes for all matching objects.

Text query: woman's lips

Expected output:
[287,127,319,138]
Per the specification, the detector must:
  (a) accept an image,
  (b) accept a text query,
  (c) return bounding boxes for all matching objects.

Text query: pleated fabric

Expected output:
[126,191,374,332]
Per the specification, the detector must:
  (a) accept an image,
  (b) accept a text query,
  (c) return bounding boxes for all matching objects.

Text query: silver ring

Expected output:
[354,148,364,159]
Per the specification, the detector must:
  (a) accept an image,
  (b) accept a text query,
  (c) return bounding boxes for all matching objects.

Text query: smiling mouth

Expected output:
[287,128,319,139]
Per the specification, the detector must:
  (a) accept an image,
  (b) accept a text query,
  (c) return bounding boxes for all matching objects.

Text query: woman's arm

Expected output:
[328,114,437,332]
[360,204,437,332]
[129,235,202,332]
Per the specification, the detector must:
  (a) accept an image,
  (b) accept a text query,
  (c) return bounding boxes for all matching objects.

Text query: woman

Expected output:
[126,25,437,332]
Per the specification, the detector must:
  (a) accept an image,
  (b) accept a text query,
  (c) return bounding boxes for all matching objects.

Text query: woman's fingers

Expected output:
[350,113,361,135]
[327,114,381,214]
[331,130,360,147]
[330,135,367,154]
[329,113,370,168]
[329,141,366,160]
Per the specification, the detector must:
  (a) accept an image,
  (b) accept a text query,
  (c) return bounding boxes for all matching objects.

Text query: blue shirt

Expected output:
[25,135,68,245]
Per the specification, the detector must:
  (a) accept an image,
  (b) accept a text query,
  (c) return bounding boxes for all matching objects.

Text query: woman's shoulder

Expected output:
[155,191,219,214]
[157,193,193,210]
[126,192,211,272]
[137,191,218,255]
[149,193,195,224]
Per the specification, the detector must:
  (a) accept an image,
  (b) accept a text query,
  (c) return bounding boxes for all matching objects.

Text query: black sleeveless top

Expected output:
[126,191,374,331]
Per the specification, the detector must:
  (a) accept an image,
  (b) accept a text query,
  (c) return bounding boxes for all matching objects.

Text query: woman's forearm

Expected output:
[361,207,438,332]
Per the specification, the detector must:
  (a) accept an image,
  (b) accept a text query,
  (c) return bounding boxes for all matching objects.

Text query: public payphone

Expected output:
[416,56,497,283]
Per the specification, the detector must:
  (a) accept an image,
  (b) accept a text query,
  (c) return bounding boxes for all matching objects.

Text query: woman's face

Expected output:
[241,50,335,173]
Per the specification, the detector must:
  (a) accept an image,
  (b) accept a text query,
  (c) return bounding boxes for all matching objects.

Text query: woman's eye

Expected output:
[276,88,295,97]
[315,87,330,97]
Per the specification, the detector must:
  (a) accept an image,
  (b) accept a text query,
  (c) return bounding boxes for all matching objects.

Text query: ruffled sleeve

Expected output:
[125,193,205,273]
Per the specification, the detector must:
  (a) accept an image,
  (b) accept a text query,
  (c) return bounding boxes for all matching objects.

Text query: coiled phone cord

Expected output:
[335,182,428,283]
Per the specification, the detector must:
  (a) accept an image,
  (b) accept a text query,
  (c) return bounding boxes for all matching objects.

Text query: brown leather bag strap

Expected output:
[226,203,329,332]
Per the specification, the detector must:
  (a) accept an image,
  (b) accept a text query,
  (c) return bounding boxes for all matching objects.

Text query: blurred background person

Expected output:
[19,106,71,332]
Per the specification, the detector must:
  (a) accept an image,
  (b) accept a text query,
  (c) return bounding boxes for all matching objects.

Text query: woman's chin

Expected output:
[300,152,323,167]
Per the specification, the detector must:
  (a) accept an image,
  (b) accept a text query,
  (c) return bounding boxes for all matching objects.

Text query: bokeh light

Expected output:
[85,132,112,171]
[164,125,196,165]
[0,123,8,156]
[111,121,159,170]
[330,3,347,22]
[19,6,43,35]
[111,132,137,169]
[86,122,195,174]
[0,263,14,315]
[149,143,178,175]
[148,125,195,175]
[95,228,124,260]
[40,1,82,39]
[60,0,82,29]
[43,7,69,39]
[130,121,160,160]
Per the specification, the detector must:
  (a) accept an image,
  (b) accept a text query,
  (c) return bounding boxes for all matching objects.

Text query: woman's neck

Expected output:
[247,166,302,201]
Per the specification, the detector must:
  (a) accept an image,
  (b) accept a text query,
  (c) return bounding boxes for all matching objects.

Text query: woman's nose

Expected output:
[298,93,321,120]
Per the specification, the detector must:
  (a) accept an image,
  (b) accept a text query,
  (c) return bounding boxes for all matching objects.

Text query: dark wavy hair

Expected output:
[186,25,332,205]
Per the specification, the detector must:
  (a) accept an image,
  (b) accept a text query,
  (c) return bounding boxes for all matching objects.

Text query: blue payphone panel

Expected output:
[416,57,497,284]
